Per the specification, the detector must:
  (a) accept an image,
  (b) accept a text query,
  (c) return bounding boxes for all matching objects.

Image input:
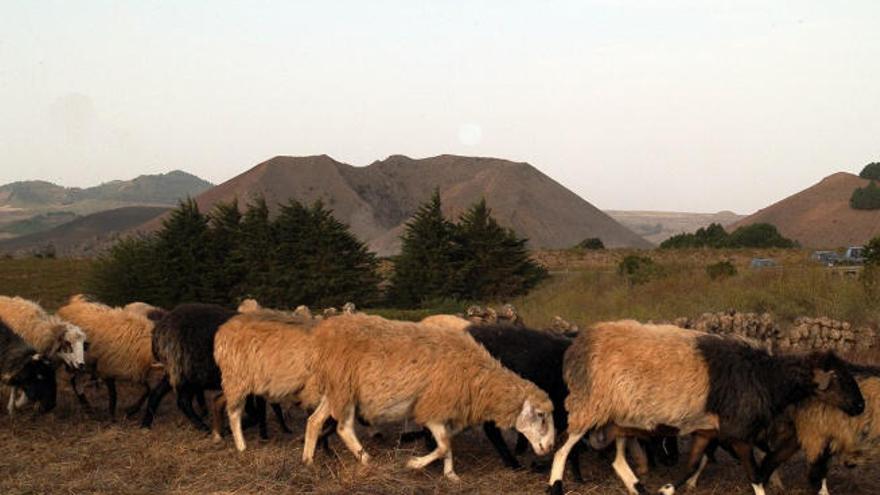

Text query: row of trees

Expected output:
[89,193,547,309]
[660,222,796,249]
[89,198,380,309]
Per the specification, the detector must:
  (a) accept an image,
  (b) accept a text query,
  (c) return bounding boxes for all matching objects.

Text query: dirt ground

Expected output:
[0,380,877,495]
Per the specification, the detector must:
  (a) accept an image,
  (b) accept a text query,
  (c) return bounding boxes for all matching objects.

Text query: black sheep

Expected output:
[141,303,290,436]
[466,324,583,475]
[0,319,56,413]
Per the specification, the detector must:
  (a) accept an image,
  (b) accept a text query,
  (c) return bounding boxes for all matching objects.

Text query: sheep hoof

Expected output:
[547,481,564,495]
[658,484,676,495]
[444,471,461,482]
[358,451,371,465]
[211,432,222,444]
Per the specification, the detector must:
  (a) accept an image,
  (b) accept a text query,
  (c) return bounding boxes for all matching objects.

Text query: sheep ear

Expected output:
[522,399,535,416]
[813,369,833,391]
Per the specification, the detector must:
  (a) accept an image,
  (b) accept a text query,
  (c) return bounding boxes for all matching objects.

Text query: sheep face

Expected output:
[811,353,864,417]
[11,355,57,413]
[515,399,555,456]
[54,323,87,371]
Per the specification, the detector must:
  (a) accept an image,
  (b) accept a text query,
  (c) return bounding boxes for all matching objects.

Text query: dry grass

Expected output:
[1,381,879,494]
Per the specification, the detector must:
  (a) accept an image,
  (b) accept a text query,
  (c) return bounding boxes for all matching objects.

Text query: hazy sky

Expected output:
[1,1,878,213]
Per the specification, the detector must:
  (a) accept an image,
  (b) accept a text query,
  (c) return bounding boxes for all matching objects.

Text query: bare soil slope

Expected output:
[146,154,651,255]
[732,172,880,248]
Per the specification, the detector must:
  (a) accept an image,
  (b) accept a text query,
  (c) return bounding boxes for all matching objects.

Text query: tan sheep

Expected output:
[123,302,168,322]
[0,296,87,371]
[302,313,555,480]
[212,312,320,451]
[789,375,880,494]
[419,314,471,332]
[57,295,157,418]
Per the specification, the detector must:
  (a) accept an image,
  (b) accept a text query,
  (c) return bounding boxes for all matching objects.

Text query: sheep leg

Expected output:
[227,399,247,452]
[754,434,798,491]
[335,405,370,465]
[106,378,117,419]
[548,429,587,495]
[271,403,291,433]
[303,397,332,465]
[728,439,764,495]
[807,447,832,495]
[176,385,210,431]
[141,375,172,428]
[658,432,712,494]
[317,418,337,454]
[6,387,17,417]
[70,374,93,412]
[406,421,457,481]
[568,441,585,483]
[610,436,646,495]
[483,421,521,469]
[514,432,529,455]
[628,438,650,476]
[194,390,208,417]
[211,393,226,442]
[124,384,152,418]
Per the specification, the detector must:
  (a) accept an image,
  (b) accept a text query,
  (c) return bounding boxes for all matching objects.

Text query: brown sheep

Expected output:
[302,314,555,481]
[212,312,320,451]
[57,295,157,418]
[419,314,471,332]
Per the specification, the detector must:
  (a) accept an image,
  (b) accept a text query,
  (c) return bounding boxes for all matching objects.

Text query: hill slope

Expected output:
[146,154,651,255]
[605,210,744,244]
[0,206,170,256]
[731,172,880,248]
[0,170,212,239]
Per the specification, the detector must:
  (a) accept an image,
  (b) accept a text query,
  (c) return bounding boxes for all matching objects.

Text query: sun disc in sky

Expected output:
[458,123,483,146]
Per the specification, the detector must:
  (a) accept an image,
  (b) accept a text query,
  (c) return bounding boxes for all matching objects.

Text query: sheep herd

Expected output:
[0,294,878,495]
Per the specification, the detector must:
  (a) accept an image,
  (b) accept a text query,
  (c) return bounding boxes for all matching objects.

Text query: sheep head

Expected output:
[515,397,555,456]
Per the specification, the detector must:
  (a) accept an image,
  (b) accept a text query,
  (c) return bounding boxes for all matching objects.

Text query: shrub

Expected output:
[859,162,880,180]
[850,180,880,210]
[618,255,661,285]
[726,223,796,248]
[576,237,605,250]
[662,222,796,249]
[706,260,737,280]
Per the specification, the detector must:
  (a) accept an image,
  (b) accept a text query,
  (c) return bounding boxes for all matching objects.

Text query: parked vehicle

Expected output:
[750,258,777,269]
[843,246,865,264]
[811,250,840,266]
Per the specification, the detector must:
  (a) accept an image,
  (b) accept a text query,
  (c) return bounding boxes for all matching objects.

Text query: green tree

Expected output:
[850,180,880,210]
[618,254,661,285]
[576,237,605,250]
[203,199,244,305]
[450,199,547,301]
[233,196,277,304]
[87,235,162,306]
[726,223,796,248]
[859,162,880,180]
[152,197,211,307]
[271,199,380,308]
[386,190,457,307]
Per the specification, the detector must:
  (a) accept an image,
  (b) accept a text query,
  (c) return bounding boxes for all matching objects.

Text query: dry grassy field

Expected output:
[1,379,877,495]
[2,253,880,493]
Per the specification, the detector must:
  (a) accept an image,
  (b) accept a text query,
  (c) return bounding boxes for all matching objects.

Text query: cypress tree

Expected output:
[387,190,457,307]
[233,196,277,304]
[203,199,243,305]
[451,199,547,301]
[153,197,211,307]
[87,234,161,306]
[273,199,380,308]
